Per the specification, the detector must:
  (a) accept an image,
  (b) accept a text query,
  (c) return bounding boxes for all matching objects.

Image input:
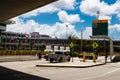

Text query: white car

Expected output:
[48,51,71,63]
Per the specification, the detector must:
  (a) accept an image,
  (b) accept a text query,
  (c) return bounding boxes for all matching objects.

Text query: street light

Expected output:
[81,28,86,53]
[66,25,68,39]
[96,10,100,20]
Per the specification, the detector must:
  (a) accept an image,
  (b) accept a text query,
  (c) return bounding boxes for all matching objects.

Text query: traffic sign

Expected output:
[92,42,99,48]
[70,42,74,48]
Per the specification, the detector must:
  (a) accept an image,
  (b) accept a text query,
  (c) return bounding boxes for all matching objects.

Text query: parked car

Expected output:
[111,55,120,62]
[48,51,71,63]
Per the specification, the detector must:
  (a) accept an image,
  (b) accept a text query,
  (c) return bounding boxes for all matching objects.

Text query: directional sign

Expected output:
[92,42,99,48]
[70,42,74,48]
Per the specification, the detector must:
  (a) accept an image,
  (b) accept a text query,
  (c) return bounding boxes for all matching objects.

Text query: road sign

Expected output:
[92,42,99,48]
[70,42,74,48]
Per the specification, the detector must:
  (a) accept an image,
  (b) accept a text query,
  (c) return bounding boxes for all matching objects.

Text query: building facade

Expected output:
[0,31,69,50]
[1,31,120,52]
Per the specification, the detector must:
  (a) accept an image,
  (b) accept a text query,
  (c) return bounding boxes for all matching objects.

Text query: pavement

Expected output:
[0,66,49,80]
[36,57,108,68]
[0,56,110,80]
[0,55,39,62]
[0,56,109,68]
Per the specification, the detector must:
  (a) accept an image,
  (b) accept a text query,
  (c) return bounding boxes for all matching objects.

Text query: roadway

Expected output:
[0,58,120,80]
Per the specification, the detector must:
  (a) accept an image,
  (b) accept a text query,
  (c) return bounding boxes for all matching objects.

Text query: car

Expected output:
[111,55,120,62]
[47,51,71,63]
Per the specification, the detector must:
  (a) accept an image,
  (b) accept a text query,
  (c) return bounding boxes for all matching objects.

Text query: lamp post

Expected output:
[66,25,68,39]
[96,10,100,20]
[81,28,86,53]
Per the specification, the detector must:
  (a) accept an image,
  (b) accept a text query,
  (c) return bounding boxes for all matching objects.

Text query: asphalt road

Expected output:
[0,59,120,80]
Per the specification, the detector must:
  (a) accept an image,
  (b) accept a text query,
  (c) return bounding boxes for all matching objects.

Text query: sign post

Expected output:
[92,42,99,54]
[92,42,99,62]
[70,42,74,62]
[92,42,99,49]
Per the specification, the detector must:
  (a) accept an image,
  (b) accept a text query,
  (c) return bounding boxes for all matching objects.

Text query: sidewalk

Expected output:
[0,55,39,62]
[36,57,106,68]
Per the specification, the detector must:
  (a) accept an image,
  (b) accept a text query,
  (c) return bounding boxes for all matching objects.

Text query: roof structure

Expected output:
[0,0,57,23]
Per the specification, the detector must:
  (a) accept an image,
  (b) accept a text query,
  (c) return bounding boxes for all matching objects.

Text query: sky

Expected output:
[6,0,120,40]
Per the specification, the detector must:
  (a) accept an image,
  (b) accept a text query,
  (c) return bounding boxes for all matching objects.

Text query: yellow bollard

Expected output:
[92,53,96,63]
[83,52,86,62]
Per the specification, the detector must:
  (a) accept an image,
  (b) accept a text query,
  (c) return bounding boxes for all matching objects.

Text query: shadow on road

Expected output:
[0,66,50,80]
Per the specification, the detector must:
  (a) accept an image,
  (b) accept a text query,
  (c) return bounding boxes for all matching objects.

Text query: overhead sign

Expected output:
[92,42,99,48]
[92,19,108,36]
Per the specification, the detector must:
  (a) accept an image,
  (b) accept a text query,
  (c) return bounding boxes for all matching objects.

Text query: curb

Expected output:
[36,63,106,68]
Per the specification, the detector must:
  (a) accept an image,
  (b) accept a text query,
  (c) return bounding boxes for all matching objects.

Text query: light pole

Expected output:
[96,10,100,20]
[66,25,68,39]
[65,25,68,50]
[81,28,86,53]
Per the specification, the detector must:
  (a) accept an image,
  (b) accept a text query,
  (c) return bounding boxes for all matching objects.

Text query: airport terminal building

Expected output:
[0,22,69,51]
[0,31,69,50]
[1,23,120,52]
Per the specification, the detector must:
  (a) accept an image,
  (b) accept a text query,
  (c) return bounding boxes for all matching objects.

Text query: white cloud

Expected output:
[21,5,60,18]
[80,0,119,16]
[54,0,76,10]
[83,27,92,39]
[7,17,39,33]
[109,24,120,33]
[74,27,92,39]
[6,0,120,40]
[7,17,77,38]
[80,0,101,16]
[99,15,112,24]
[79,0,120,21]
[21,0,76,18]
[108,24,120,39]
[7,17,91,39]
[57,10,83,24]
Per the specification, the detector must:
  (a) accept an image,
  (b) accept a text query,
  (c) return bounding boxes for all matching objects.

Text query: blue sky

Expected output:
[7,0,120,40]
